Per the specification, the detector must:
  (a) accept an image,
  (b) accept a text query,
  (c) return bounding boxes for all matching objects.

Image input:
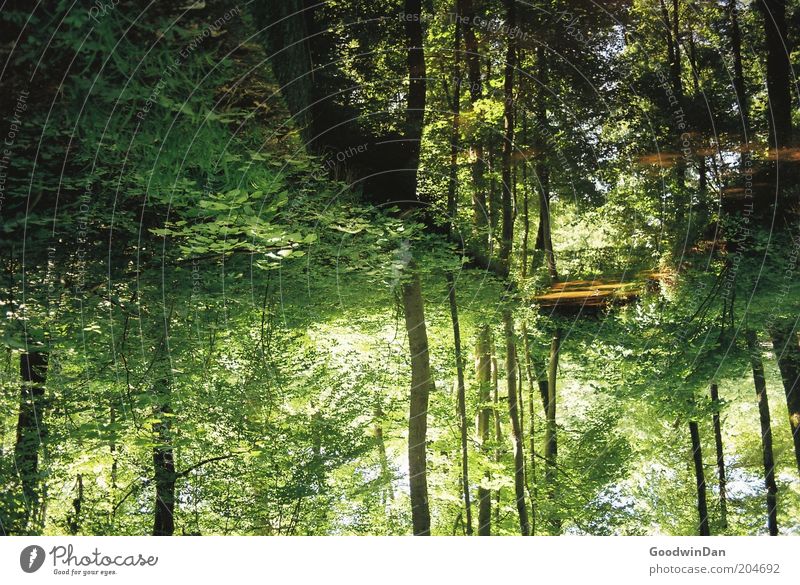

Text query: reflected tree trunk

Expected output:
[709,383,728,529]
[545,328,561,533]
[152,377,176,536]
[402,268,433,536]
[504,310,530,535]
[769,321,800,474]
[533,47,558,282]
[747,329,779,536]
[475,326,492,535]
[448,274,473,535]
[688,420,710,536]
[11,351,49,535]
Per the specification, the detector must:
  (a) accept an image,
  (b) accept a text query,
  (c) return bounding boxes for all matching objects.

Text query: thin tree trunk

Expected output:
[499,0,516,274]
[659,0,687,224]
[521,324,539,532]
[460,0,486,231]
[444,6,472,535]
[475,326,492,535]
[533,47,558,281]
[68,474,83,536]
[521,113,530,280]
[709,383,728,529]
[492,356,502,529]
[688,420,710,535]
[152,377,176,536]
[447,1,462,228]
[110,405,118,493]
[769,321,800,474]
[688,28,707,195]
[448,273,473,535]
[728,0,750,166]
[504,310,530,534]
[545,328,561,533]
[402,267,433,536]
[747,330,779,536]
[12,351,48,535]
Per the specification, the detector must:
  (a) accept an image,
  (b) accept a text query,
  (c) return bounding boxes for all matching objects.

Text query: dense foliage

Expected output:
[1,0,799,535]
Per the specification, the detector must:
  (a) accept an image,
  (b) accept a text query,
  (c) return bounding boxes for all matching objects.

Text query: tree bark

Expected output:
[447,1,462,228]
[757,0,793,214]
[533,47,558,282]
[756,0,792,151]
[769,321,800,474]
[448,273,473,535]
[728,0,750,152]
[152,377,176,536]
[444,6,472,535]
[708,384,728,529]
[521,113,531,280]
[747,329,779,536]
[11,351,48,535]
[521,324,540,532]
[475,326,492,535]
[658,0,688,224]
[545,329,561,533]
[688,420,710,535]
[504,310,530,535]
[398,0,431,536]
[492,356,502,528]
[402,267,433,536]
[499,0,516,274]
[460,0,487,231]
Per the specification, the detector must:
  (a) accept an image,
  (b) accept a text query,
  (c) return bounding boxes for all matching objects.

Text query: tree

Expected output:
[769,322,800,474]
[746,330,779,536]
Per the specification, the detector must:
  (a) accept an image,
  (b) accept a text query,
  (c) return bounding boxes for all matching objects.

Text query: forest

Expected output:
[0,0,799,537]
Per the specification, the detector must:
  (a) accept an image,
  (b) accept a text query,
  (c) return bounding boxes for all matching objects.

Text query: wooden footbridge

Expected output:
[533,271,666,311]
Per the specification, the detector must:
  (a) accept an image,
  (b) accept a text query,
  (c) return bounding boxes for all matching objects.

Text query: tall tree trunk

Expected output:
[152,377,176,536]
[728,0,750,161]
[757,0,793,214]
[448,274,473,535]
[687,27,707,195]
[504,310,530,535]
[475,326,492,535]
[499,0,516,274]
[709,383,728,529]
[521,324,541,532]
[12,351,48,534]
[492,356,502,528]
[521,113,530,280]
[659,0,688,224]
[757,0,792,151]
[460,0,486,231]
[769,321,800,474]
[400,0,431,536]
[447,2,462,228]
[688,420,710,535]
[545,329,561,533]
[402,268,433,536]
[445,4,472,535]
[533,47,558,281]
[747,330,779,536]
